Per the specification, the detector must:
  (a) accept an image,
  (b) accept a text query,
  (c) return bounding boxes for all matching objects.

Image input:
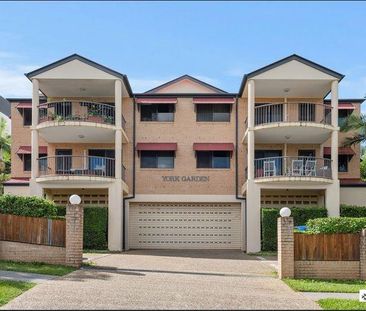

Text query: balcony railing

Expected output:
[254,156,332,179]
[38,101,116,125]
[38,156,115,178]
[254,103,332,126]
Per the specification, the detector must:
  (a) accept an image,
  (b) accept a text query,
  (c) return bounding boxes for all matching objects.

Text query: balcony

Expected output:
[253,156,332,184]
[36,101,128,143]
[244,102,334,144]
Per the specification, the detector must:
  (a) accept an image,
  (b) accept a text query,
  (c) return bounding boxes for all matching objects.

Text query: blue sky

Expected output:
[0,1,365,111]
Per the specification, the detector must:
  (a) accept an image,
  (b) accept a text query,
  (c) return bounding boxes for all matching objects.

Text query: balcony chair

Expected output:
[263,160,276,177]
[304,160,317,176]
[291,160,304,176]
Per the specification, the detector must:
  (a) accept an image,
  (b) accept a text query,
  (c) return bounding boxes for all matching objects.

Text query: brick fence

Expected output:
[278,216,366,280]
[0,204,84,268]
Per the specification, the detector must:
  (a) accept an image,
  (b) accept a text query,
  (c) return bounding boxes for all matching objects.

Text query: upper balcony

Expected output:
[244,102,334,144]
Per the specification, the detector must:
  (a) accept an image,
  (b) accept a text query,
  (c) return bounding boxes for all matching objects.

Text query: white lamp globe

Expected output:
[280,207,291,217]
[69,194,81,205]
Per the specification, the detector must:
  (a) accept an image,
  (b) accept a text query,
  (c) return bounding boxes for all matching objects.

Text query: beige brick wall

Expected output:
[295,261,360,279]
[135,97,236,195]
[0,241,66,265]
[277,217,294,279]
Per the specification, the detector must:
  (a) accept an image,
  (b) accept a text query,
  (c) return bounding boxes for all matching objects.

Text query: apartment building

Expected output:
[4,54,365,252]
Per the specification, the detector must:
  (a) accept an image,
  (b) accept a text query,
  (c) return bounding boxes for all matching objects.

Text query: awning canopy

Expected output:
[323,147,355,156]
[15,102,32,109]
[16,146,48,155]
[193,97,235,104]
[136,98,177,104]
[136,143,177,151]
[193,143,234,151]
[338,103,355,110]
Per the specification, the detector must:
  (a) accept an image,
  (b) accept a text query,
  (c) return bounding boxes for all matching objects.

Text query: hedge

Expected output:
[56,205,108,250]
[261,207,327,251]
[340,204,366,218]
[306,217,366,234]
[0,195,57,218]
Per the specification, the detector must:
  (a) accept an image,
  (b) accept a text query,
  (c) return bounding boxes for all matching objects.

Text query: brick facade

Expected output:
[65,204,84,267]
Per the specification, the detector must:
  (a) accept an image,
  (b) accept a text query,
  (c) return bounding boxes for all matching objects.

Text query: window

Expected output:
[299,103,315,122]
[338,109,352,127]
[324,154,349,172]
[140,151,174,168]
[140,104,174,122]
[23,154,31,171]
[196,151,230,168]
[196,104,231,122]
[23,153,47,171]
[338,155,349,172]
[23,109,32,126]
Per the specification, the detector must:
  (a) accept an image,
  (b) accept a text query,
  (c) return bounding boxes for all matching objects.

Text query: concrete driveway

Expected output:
[2,250,319,310]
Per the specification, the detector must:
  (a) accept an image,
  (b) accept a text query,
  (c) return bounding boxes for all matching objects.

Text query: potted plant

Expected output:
[87,107,103,123]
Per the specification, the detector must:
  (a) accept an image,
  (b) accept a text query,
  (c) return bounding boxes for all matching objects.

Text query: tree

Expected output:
[0,117,11,176]
[340,114,366,146]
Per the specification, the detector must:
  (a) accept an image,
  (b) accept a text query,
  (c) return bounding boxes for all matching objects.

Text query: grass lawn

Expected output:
[246,251,277,257]
[0,280,35,307]
[0,260,76,276]
[284,278,366,293]
[318,298,366,310]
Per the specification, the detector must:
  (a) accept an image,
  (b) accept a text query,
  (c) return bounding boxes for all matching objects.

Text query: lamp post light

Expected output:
[69,194,81,205]
[280,207,291,217]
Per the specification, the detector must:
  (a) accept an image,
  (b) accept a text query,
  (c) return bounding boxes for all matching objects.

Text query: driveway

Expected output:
[2,250,319,310]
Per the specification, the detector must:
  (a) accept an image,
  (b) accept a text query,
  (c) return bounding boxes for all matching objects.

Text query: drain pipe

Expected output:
[122,95,136,251]
[235,96,247,252]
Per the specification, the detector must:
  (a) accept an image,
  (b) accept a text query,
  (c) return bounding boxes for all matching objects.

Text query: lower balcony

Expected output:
[36,156,128,193]
[253,156,333,184]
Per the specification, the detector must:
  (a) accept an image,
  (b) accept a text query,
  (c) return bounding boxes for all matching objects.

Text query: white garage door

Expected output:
[129,202,242,249]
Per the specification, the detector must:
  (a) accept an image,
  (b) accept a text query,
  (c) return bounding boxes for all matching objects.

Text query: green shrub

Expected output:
[340,204,366,218]
[261,207,327,251]
[0,195,57,218]
[83,207,108,250]
[306,217,366,234]
[57,205,108,249]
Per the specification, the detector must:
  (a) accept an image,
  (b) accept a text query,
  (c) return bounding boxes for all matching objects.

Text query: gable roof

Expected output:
[144,74,228,94]
[25,54,133,96]
[238,54,345,96]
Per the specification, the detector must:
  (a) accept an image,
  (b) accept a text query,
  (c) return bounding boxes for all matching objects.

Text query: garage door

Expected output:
[129,202,242,249]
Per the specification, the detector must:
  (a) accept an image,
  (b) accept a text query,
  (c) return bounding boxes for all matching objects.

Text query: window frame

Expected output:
[196,104,231,122]
[140,150,175,169]
[22,108,32,126]
[140,104,175,122]
[196,151,231,169]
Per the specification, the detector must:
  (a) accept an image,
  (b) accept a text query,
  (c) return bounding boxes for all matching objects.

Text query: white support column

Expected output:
[246,180,261,252]
[115,130,122,180]
[115,79,122,129]
[31,79,39,180]
[247,80,255,180]
[108,181,123,251]
[331,80,339,181]
[325,180,340,217]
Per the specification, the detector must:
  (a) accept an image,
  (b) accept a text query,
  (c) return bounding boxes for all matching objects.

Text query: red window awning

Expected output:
[193,97,235,104]
[15,103,32,109]
[339,103,355,110]
[136,143,177,151]
[16,146,48,155]
[193,143,234,151]
[323,147,355,156]
[136,98,177,104]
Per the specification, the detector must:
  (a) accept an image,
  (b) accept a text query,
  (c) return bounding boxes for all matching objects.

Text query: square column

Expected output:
[114,79,123,181]
[115,79,122,129]
[246,180,261,252]
[331,80,339,181]
[31,79,39,179]
[108,181,123,251]
[325,180,340,216]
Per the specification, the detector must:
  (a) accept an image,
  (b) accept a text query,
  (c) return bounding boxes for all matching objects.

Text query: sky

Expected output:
[0,1,366,112]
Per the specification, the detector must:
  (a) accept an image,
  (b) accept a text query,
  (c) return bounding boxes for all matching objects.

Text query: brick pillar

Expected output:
[277,217,294,279]
[360,229,366,280]
[65,204,84,268]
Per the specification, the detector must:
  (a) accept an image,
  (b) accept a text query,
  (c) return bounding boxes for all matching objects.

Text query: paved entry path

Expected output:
[2,250,320,310]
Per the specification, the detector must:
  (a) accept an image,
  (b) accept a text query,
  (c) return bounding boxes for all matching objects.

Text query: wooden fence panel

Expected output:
[294,233,360,261]
[0,214,66,247]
